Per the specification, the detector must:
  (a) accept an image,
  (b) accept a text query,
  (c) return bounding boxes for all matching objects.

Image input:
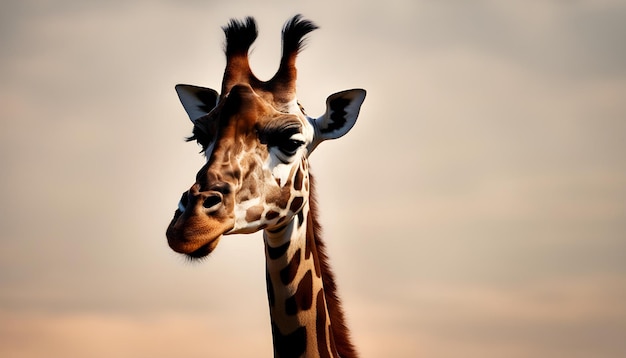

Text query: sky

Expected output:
[1,0,626,357]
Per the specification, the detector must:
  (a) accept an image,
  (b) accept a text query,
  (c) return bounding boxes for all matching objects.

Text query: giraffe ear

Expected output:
[313,89,366,144]
[175,84,219,123]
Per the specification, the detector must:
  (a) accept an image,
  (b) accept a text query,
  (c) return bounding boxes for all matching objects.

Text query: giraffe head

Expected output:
[166,15,365,258]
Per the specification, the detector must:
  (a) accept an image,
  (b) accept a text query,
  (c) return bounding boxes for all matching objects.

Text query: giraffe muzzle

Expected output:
[179,183,230,214]
[166,184,235,258]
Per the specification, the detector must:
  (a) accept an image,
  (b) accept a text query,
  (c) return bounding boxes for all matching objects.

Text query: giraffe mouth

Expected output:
[185,239,220,259]
[166,209,230,258]
[166,184,237,258]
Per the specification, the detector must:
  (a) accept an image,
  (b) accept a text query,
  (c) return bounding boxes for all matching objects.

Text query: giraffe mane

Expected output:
[308,173,358,357]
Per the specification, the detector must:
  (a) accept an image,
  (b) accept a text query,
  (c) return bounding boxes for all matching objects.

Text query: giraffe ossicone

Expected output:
[166,15,365,357]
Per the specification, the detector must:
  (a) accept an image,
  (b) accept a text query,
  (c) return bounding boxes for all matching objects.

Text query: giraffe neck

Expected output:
[263,176,357,358]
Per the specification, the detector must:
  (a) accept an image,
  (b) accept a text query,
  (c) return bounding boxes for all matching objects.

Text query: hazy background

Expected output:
[1,1,626,357]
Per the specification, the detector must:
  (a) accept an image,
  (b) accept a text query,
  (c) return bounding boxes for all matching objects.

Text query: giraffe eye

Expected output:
[259,125,305,157]
[277,138,305,156]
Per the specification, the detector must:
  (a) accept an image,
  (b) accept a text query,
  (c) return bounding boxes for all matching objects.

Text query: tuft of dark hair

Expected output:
[307,173,359,357]
[185,124,211,153]
[281,14,319,56]
[222,16,258,57]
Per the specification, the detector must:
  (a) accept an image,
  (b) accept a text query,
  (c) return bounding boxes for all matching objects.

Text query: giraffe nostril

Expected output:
[203,194,222,209]
[209,182,231,196]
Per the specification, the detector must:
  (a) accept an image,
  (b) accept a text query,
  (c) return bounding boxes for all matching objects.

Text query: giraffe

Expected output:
[166,15,366,358]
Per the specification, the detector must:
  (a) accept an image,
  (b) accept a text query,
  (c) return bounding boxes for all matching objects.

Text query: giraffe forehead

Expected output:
[257,98,311,135]
[207,89,310,139]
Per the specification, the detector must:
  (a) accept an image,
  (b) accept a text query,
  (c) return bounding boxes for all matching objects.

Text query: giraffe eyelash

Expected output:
[186,124,216,153]
[259,123,305,155]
